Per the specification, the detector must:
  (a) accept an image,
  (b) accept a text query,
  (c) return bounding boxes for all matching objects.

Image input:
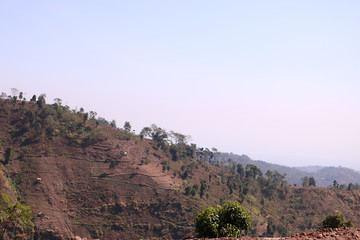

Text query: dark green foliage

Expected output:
[194,205,220,238]
[237,164,244,178]
[309,177,316,186]
[11,96,17,104]
[184,184,198,196]
[169,143,196,161]
[321,211,354,229]
[4,93,106,148]
[184,186,191,195]
[194,202,251,238]
[83,112,88,125]
[3,148,14,165]
[110,120,117,128]
[169,144,180,161]
[181,170,188,180]
[140,127,151,139]
[151,126,167,149]
[261,170,287,199]
[36,94,46,108]
[196,147,215,163]
[245,164,262,179]
[96,117,110,126]
[302,176,316,187]
[123,121,131,132]
[89,111,97,120]
[10,126,28,138]
[21,137,40,146]
[265,170,286,186]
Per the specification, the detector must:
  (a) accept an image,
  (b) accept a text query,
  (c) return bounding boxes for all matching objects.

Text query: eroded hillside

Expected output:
[1,97,360,239]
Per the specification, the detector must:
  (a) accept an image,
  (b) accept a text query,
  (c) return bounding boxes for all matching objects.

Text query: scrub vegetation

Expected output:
[0,90,359,239]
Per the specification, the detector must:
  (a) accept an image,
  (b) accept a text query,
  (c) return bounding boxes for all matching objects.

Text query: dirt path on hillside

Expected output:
[139,164,182,189]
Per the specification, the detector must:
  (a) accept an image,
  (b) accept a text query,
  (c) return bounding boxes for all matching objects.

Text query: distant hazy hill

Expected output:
[295,166,326,173]
[219,152,360,187]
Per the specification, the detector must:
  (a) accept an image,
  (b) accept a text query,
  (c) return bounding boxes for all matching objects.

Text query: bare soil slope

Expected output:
[191,227,360,240]
[2,99,360,240]
[0,99,195,239]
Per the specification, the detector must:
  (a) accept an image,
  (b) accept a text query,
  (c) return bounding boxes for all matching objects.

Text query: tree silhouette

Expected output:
[123,121,131,132]
[309,177,316,186]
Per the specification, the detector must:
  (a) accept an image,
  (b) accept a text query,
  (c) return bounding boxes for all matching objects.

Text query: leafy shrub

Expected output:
[321,211,354,229]
[0,193,34,239]
[194,201,251,238]
[194,204,220,238]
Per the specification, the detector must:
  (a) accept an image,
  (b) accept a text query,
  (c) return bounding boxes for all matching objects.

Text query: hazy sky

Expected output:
[1,1,359,170]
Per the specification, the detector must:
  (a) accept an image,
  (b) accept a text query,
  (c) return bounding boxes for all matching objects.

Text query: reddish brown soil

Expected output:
[186,227,360,240]
[3,100,360,239]
[0,100,196,239]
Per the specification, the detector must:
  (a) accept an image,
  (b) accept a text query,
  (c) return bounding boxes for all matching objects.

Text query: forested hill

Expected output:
[219,152,360,187]
[1,95,360,239]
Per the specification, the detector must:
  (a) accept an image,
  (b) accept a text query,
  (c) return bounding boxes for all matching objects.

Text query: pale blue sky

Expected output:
[1,1,359,169]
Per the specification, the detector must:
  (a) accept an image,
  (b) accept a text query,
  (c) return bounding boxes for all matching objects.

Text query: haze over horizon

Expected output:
[1,1,359,170]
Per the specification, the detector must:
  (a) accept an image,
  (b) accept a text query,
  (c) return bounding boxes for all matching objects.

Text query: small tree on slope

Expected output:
[321,211,354,229]
[194,201,251,238]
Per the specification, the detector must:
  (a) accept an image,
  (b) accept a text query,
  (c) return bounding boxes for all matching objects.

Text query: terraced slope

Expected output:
[1,98,360,239]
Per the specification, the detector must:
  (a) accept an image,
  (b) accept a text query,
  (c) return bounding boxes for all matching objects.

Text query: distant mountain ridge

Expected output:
[295,166,326,173]
[219,152,360,187]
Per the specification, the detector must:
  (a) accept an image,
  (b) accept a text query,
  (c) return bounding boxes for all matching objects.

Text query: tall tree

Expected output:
[170,131,189,145]
[309,177,316,186]
[140,127,151,140]
[301,177,310,187]
[123,121,131,132]
[89,111,97,120]
[53,98,62,106]
[150,124,168,149]
[36,94,46,108]
[245,164,262,179]
[237,164,244,178]
[110,120,117,128]
[83,113,89,125]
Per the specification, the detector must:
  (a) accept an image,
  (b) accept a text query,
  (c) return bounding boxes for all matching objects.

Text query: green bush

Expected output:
[194,201,251,238]
[0,193,34,239]
[321,211,354,229]
[194,205,220,238]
